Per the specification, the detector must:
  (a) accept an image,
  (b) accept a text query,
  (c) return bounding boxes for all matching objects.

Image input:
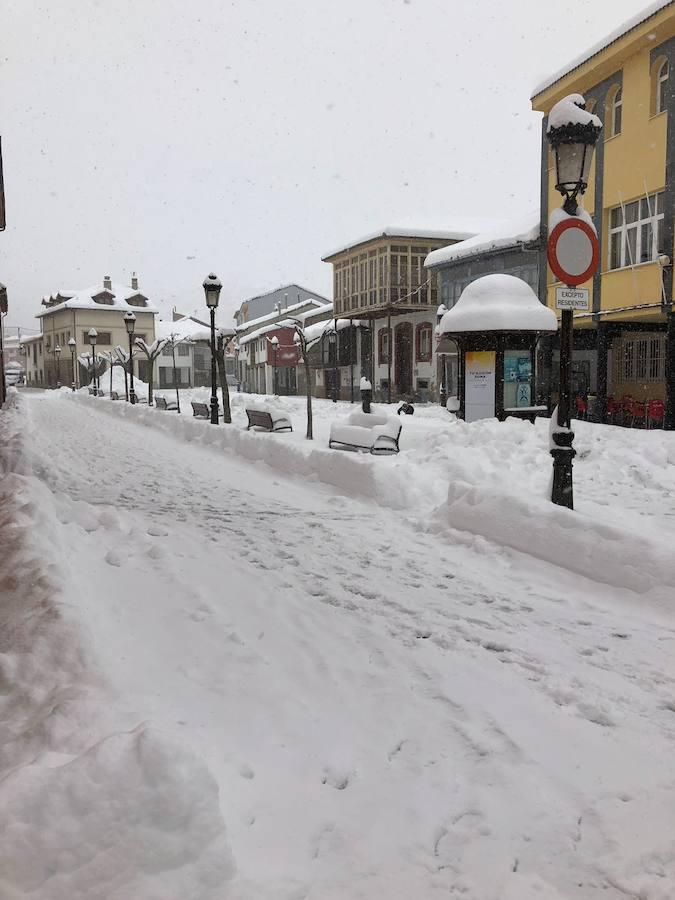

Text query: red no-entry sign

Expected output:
[547,217,599,287]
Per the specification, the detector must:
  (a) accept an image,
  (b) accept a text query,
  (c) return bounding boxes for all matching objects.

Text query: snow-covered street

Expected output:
[2,390,675,899]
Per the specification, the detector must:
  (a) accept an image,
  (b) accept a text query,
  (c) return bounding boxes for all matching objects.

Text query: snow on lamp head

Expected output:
[123,311,136,335]
[88,328,97,346]
[203,273,222,309]
[547,94,602,214]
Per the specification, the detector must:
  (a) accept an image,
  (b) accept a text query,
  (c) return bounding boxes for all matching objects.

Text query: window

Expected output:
[416,322,433,362]
[177,343,190,356]
[606,85,622,138]
[652,57,669,115]
[619,334,665,382]
[378,327,390,364]
[608,191,664,269]
[81,331,111,345]
[162,345,173,356]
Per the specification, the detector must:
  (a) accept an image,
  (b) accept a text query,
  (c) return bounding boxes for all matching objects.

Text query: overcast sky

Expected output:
[2,0,646,332]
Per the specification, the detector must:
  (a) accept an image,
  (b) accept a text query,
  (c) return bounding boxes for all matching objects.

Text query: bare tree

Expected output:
[161,333,190,413]
[134,337,167,407]
[284,317,316,440]
[214,329,236,424]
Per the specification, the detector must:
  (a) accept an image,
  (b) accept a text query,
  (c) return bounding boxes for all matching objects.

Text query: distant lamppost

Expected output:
[436,304,448,407]
[54,344,62,389]
[88,328,98,393]
[123,311,137,404]
[546,95,602,509]
[68,337,76,390]
[270,335,279,395]
[203,273,222,425]
[328,327,338,402]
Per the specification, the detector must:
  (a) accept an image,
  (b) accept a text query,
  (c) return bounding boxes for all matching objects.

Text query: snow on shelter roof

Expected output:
[425,211,540,269]
[322,226,476,260]
[36,280,159,317]
[531,0,673,99]
[439,274,557,334]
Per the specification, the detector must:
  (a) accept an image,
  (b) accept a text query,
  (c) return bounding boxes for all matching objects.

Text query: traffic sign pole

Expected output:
[547,217,600,510]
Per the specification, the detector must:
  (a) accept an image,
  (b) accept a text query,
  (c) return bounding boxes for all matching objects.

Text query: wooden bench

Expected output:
[88,387,104,396]
[155,395,178,411]
[111,391,121,401]
[245,408,292,433]
[191,401,224,418]
[329,411,402,455]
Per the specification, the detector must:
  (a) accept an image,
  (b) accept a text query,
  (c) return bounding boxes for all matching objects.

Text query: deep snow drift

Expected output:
[2,388,675,899]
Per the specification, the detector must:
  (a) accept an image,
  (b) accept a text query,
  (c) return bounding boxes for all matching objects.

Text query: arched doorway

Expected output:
[395,322,413,396]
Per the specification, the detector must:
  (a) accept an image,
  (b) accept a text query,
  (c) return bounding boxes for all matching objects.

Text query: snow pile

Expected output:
[438,274,557,333]
[0,726,233,900]
[71,390,675,606]
[0,396,234,900]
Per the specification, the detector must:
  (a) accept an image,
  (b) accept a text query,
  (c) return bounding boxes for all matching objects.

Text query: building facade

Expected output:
[322,227,473,401]
[425,212,543,399]
[532,1,675,424]
[236,296,331,393]
[31,275,157,388]
[234,283,330,328]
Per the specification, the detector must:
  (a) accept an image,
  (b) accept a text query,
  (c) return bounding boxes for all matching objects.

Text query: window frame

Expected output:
[416,322,433,363]
[607,191,664,270]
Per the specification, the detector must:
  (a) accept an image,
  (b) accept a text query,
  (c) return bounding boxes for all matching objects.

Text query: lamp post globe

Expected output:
[203,273,222,424]
[270,335,279,395]
[547,94,602,215]
[123,311,137,404]
[54,344,62,389]
[88,328,98,393]
[68,337,77,390]
[546,94,602,509]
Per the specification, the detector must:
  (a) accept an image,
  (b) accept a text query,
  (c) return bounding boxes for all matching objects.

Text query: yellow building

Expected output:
[29,275,157,388]
[532,0,675,426]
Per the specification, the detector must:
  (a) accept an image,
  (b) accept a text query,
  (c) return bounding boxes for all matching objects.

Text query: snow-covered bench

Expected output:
[155,395,178,411]
[245,407,292,433]
[328,410,402,455]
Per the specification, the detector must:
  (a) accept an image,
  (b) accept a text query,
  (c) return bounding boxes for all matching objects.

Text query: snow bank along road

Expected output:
[2,390,675,900]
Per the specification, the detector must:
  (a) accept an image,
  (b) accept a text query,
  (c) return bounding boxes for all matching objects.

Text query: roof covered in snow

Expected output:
[425,211,541,270]
[37,279,159,318]
[235,298,328,334]
[439,274,557,334]
[322,226,476,261]
[532,0,673,99]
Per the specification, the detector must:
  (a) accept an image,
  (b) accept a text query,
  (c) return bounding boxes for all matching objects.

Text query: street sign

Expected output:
[547,217,599,286]
[555,287,589,310]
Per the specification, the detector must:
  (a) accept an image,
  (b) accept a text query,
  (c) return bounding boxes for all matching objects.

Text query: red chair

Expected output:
[631,400,647,428]
[620,395,634,427]
[606,396,620,424]
[574,395,587,419]
[648,399,665,428]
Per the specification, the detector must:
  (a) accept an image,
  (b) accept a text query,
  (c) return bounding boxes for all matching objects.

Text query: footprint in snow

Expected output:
[321,766,351,790]
[104,548,125,567]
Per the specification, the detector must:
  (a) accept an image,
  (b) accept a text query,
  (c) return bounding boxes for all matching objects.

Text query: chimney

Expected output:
[131,272,138,291]
[103,274,112,291]
[284,292,288,309]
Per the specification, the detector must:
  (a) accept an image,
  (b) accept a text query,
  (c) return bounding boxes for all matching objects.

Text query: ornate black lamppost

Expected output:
[270,335,279,395]
[54,344,62,388]
[123,311,137,404]
[68,337,76,390]
[88,328,98,394]
[546,94,602,509]
[203,273,222,425]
